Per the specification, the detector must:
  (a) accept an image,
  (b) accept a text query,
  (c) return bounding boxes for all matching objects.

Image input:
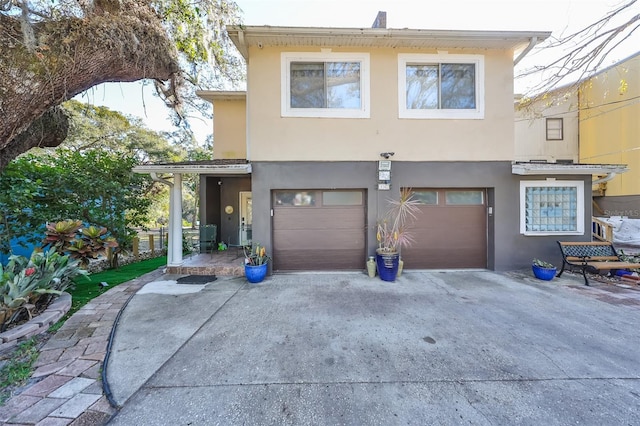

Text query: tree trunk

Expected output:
[0,107,69,170]
[0,6,180,169]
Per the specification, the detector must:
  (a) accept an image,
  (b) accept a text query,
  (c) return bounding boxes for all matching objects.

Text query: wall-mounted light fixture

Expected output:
[380,152,395,159]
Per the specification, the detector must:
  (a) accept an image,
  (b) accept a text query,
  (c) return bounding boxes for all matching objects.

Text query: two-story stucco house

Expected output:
[136,16,629,274]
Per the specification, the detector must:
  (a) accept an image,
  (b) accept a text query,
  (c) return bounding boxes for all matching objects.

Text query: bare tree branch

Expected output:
[517,0,639,96]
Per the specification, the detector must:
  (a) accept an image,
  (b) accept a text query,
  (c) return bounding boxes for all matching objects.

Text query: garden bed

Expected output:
[0,293,71,354]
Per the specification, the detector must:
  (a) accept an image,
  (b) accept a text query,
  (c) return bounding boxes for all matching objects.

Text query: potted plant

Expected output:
[243,243,271,283]
[532,258,557,281]
[376,188,421,282]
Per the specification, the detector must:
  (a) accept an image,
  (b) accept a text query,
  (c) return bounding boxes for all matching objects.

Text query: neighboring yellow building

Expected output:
[515,51,639,218]
[579,52,640,217]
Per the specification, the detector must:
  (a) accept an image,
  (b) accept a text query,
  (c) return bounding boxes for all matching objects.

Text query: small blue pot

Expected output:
[532,264,556,281]
[245,263,268,283]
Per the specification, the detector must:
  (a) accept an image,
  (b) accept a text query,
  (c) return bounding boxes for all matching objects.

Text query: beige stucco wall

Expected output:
[246,46,516,162]
[213,99,246,160]
[514,89,579,163]
[579,53,640,197]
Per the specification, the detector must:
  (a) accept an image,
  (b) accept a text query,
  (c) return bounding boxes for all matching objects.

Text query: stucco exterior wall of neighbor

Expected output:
[514,90,579,163]
[245,46,515,162]
[213,99,247,160]
[250,161,592,271]
[579,53,640,198]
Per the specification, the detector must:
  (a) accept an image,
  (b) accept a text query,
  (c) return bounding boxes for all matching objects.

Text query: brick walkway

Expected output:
[0,268,165,426]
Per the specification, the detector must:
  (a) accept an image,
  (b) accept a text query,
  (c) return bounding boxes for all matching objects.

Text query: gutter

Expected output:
[514,36,537,66]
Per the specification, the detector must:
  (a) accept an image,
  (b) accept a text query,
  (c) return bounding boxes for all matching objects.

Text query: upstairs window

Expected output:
[546,118,564,140]
[282,52,370,118]
[398,54,484,119]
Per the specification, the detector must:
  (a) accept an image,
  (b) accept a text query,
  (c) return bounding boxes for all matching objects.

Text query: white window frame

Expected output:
[281,52,370,118]
[398,53,484,119]
[519,180,585,236]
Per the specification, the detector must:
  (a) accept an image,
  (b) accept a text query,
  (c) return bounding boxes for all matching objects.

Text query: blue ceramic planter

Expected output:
[532,264,556,281]
[376,252,400,282]
[245,263,268,283]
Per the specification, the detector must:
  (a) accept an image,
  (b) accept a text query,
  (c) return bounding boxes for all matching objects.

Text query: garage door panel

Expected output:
[273,229,364,249]
[404,189,487,269]
[274,248,364,270]
[273,190,365,271]
[403,250,485,269]
[274,209,364,230]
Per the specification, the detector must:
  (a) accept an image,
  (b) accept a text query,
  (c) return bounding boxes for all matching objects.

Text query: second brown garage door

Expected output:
[402,188,487,269]
[272,190,366,271]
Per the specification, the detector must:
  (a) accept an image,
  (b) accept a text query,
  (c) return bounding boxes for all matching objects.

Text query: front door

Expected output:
[239,191,252,245]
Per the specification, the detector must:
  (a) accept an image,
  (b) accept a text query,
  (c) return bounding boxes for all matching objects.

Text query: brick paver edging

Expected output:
[0,267,165,425]
[0,293,72,354]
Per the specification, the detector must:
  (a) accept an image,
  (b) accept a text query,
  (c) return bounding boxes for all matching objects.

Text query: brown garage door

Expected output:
[273,190,366,271]
[402,188,487,269]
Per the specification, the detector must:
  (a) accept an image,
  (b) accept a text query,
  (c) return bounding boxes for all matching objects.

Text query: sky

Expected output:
[76,0,639,143]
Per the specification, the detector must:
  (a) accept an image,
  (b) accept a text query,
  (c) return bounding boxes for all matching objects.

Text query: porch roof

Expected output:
[511,162,628,176]
[133,160,251,175]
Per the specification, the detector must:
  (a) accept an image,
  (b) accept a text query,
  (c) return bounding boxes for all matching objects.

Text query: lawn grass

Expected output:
[0,338,40,405]
[67,255,167,317]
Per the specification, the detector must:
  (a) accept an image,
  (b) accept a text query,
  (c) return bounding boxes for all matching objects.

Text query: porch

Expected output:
[166,250,246,277]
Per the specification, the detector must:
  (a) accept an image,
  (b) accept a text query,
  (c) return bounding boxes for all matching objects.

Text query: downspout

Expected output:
[592,173,617,198]
[514,37,537,66]
[592,173,617,186]
[237,29,248,60]
[236,28,251,161]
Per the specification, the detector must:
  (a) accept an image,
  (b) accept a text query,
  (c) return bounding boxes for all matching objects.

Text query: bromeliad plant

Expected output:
[42,220,118,267]
[376,188,421,254]
[244,243,271,266]
[0,249,88,331]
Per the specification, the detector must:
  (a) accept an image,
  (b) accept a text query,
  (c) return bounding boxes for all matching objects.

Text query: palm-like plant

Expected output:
[376,188,421,254]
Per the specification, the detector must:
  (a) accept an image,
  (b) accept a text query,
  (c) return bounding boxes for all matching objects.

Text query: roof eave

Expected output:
[196,90,246,103]
[227,25,551,60]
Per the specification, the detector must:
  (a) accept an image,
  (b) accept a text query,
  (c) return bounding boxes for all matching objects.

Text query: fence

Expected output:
[120,227,202,260]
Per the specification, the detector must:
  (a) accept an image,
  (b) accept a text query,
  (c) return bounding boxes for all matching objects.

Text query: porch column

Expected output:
[168,173,183,267]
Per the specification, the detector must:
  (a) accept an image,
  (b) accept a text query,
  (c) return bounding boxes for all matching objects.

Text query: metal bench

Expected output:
[556,241,639,286]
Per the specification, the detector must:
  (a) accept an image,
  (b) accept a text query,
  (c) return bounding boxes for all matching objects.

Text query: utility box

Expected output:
[199,224,217,253]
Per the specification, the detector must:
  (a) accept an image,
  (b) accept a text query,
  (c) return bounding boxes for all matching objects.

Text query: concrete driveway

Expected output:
[106,271,640,425]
